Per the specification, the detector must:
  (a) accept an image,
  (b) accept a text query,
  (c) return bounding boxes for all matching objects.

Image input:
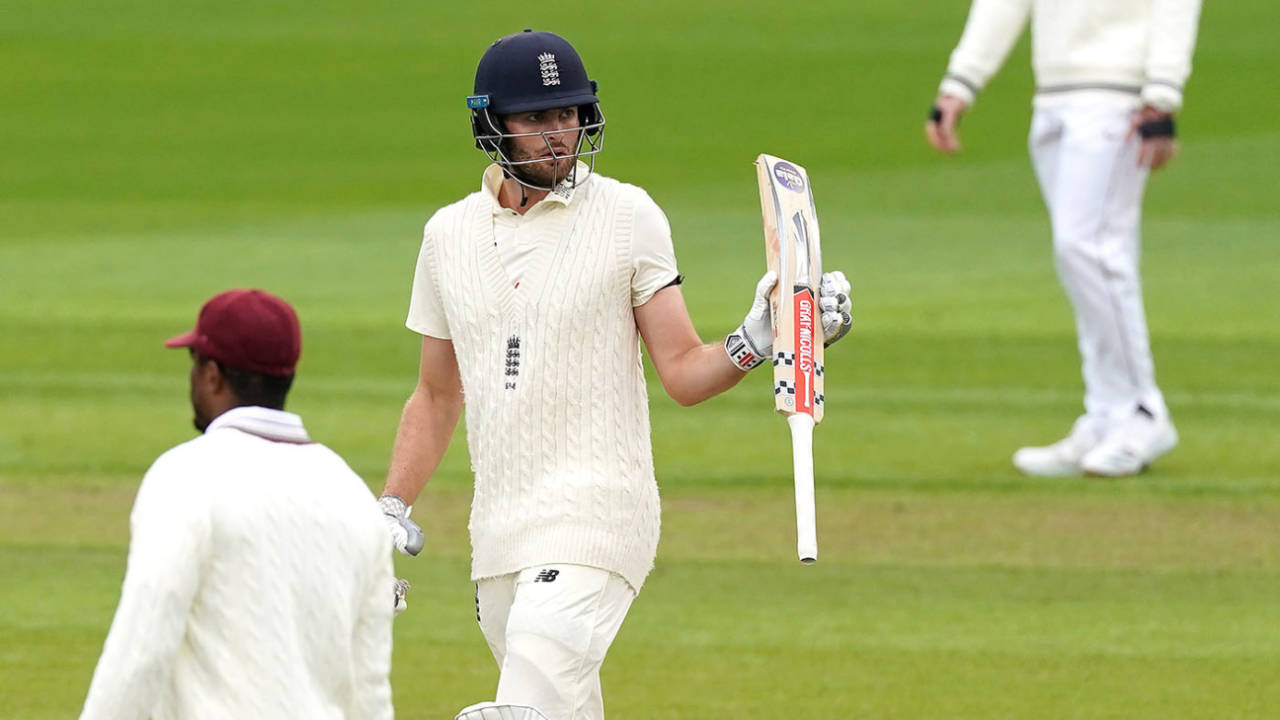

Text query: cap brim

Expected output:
[164,330,198,348]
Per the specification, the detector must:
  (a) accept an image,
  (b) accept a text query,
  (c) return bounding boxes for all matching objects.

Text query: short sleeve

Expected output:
[631,192,680,307]
[405,221,451,339]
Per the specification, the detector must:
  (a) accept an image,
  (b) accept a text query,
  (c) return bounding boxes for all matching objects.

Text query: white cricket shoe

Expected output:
[1012,415,1107,477]
[1081,409,1178,477]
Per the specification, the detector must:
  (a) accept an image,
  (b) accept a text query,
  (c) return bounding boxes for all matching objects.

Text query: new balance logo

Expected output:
[534,569,560,583]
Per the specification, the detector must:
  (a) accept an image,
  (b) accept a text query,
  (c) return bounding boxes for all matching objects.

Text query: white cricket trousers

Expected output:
[1029,100,1168,423]
[476,564,636,720]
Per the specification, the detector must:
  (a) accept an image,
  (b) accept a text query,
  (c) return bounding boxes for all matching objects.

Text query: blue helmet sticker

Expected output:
[466,94,491,109]
[773,162,806,193]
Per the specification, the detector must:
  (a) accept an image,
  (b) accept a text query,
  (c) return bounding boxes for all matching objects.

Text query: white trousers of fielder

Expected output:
[476,564,635,720]
[1029,100,1168,425]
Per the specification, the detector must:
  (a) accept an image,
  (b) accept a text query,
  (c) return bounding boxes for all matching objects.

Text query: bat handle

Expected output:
[787,413,818,564]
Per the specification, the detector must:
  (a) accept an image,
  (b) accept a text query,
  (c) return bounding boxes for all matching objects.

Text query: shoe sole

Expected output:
[1014,464,1084,478]
[1083,463,1148,478]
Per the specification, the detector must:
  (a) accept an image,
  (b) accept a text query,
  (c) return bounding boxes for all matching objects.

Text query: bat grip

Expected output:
[787,413,818,564]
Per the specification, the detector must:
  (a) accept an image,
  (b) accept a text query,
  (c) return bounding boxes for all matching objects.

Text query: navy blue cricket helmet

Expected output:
[467,30,605,189]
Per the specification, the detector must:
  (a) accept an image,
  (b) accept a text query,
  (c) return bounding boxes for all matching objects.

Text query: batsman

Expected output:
[378,30,853,720]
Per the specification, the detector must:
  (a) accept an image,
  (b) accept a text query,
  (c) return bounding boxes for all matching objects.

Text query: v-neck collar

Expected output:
[475,165,586,317]
[481,163,588,215]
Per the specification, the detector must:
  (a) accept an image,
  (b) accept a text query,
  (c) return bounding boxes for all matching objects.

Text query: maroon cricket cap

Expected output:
[164,289,301,376]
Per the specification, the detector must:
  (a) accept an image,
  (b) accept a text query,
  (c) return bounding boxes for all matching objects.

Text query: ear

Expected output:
[206,360,229,396]
[193,354,226,394]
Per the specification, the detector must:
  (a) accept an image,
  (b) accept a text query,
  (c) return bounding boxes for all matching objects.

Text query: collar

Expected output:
[482,162,589,214]
[207,406,312,444]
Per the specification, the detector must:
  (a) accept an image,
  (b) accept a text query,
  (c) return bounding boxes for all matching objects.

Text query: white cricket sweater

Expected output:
[939,0,1202,111]
[413,171,663,591]
[80,407,394,720]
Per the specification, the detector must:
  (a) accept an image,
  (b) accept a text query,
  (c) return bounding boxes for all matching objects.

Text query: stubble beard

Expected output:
[505,130,580,188]
[508,153,576,189]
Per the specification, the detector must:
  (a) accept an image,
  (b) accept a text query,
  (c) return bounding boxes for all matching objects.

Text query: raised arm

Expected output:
[635,272,852,407]
[634,286,747,407]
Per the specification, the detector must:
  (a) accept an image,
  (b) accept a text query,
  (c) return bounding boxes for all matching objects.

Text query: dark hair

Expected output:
[216,360,294,410]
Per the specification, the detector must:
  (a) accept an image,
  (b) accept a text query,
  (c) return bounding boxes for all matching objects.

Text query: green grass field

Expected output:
[3,1,1279,718]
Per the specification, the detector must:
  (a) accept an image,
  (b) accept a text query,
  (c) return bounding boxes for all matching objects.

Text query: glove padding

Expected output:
[393,578,411,616]
[819,270,853,347]
[725,270,853,372]
[724,271,777,371]
[378,494,425,556]
[455,702,549,720]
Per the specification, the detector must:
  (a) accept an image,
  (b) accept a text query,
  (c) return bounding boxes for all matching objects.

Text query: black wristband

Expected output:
[1138,117,1176,139]
[928,105,943,124]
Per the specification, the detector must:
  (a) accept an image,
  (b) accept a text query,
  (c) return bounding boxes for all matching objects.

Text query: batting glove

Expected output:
[819,270,853,347]
[724,271,777,372]
[455,702,549,720]
[393,578,411,616]
[378,494,425,556]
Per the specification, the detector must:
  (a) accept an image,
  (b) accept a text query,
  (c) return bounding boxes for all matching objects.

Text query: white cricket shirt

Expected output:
[408,164,680,340]
[80,407,394,720]
[939,0,1202,111]
[405,167,678,590]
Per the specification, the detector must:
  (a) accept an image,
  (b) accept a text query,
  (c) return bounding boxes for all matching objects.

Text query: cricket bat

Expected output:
[756,154,823,565]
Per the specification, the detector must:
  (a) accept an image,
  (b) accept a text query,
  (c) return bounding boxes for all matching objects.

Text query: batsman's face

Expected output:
[502,106,581,186]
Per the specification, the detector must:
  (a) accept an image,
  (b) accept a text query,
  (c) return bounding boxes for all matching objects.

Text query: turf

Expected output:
[2,1,1279,718]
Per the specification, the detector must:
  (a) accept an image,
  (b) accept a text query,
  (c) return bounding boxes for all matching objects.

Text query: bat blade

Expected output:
[756,154,824,564]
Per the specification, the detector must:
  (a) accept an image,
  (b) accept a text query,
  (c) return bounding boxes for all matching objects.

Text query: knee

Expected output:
[1051,232,1095,271]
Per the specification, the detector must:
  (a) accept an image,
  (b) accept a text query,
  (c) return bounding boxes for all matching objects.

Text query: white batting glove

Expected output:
[819,270,853,347]
[724,271,777,372]
[378,494,425,556]
[393,578,411,616]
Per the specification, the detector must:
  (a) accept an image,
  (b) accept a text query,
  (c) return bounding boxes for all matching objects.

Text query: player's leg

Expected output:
[1044,101,1146,419]
[1093,134,1166,418]
[1014,105,1109,476]
[1038,100,1176,475]
[476,574,519,668]
[494,564,635,720]
[1078,114,1178,475]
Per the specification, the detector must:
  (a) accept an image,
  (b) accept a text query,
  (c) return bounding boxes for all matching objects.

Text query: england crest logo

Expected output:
[538,52,560,87]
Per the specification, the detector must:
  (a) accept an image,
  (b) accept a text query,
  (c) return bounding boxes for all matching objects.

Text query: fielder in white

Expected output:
[926,0,1202,476]
[377,30,853,720]
[80,289,395,720]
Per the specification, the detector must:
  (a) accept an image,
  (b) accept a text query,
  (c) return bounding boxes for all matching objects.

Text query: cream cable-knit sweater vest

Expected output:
[425,173,660,591]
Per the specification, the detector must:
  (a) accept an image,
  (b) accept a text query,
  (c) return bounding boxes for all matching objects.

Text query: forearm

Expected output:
[657,342,748,407]
[383,386,462,504]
